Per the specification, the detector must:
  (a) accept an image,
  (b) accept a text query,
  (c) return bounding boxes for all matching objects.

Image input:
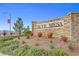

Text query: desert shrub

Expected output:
[50,40,53,43]
[29,32,33,36]
[26,35,30,39]
[27,48,49,56]
[68,42,75,51]
[19,39,26,44]
[2,30,7,36]
[37,32,42,37]
[49,48,68,56]
[35,43,39,46]
[49,40,54,49]
[50,45,54,49]
[60,35,68,42]
[47,32,53,38]
[10,36,18,39]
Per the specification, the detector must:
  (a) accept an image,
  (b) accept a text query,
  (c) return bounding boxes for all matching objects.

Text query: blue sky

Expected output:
[0,3,79,31]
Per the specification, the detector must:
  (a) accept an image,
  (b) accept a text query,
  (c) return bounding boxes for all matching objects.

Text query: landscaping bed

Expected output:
[0,36,69,56]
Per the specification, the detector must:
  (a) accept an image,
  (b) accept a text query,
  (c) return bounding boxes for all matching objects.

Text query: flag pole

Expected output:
[9,14,11,35]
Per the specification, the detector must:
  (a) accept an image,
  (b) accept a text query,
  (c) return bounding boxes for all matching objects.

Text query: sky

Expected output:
[0,3,79,31]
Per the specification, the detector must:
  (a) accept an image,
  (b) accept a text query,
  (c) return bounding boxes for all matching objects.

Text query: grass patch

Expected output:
[49,48,68,56]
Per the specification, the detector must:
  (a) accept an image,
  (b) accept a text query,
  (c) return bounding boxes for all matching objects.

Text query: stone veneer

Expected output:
[32,12,79,41]
[71,13,79,41]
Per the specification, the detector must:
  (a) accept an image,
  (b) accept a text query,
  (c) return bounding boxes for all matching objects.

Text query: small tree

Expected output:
[13,17,24,38]
[23,26,30,36]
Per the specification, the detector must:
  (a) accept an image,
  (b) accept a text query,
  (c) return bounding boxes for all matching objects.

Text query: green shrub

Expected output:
[27,48,49,56]
[50,40,53,43]
[49,40,54,49]
[50,45,54,49]
[35,43,39,46]
[26,35,30,39]
[49,48,68,56]
[23,26,30,36]
[68,42,75,51]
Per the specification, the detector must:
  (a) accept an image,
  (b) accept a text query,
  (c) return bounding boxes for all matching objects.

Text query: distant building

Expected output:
[32,12,79,41]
